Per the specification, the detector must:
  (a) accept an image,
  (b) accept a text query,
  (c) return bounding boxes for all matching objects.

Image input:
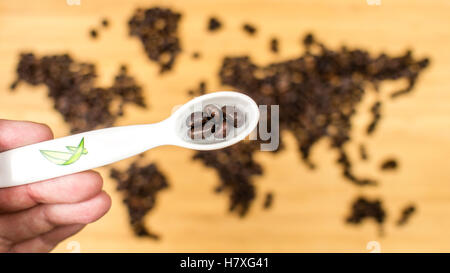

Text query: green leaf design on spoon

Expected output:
[40,137,87,165]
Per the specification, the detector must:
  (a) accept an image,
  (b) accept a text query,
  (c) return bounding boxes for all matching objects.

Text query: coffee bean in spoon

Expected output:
[202,119,216,138]
[186,104,244,140]
[188,119,215,140]
[188,127,203,140]
[203,104,222,122]
[185,111,208,127]
[221,106,245,128]
[214,120,232,139]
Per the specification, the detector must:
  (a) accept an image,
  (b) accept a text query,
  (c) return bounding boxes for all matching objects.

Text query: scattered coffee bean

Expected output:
[397,204,416,226]
[242,23,257,35]
[188,119,215,140]
[188,81,207,96]
[185,111,207,127]
[360,144,368,161]
[128,7,182,73]
[303,33,314,46]
[11,53,146,133]
[381,158,398,170]
[270,38,279,53]
[198,81,206,94]
[110,161,169,239]
[187,127,203,140]
[90,29,98,39]
[390,55,430,98]
[9,80,19,90]
[208,17,222,32]
[101,18,109,28]
[187,104,245,140]
[192,52,201,59]
[263,192,274,209]
[367,101,382,135]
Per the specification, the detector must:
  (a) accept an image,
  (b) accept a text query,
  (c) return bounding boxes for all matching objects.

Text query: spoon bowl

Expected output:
[169,91,260,150]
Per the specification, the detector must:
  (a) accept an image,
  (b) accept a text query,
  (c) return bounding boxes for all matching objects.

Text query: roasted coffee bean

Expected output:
[188,127,204,140]
[101,18,109,27]
[222,105,245,128]
[203,104,222,122]
[242,23,257,35]
[198,81,206,94]
[187,104,244,140]
[208,17,222,32]
[270,38,279,53]
[188,119,215,140]
[263,192,273,209]
[367,101,382,135]
[397,204,416,226]
[303,33,314,46]
[202,120,216,138]
[185,111,207,127]
[90,29,98,39]
[188,81,207,96]
[9,80,19,90]
[214,120,232,139]
[338,150,377,186]
[360,144,368,161]
[381,158,398,170]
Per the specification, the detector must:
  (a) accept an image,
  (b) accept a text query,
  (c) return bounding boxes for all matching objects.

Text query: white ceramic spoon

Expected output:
[0,91,260,188]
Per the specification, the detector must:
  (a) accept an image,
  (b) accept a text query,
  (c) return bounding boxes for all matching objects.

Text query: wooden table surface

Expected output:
[1,0,450,253]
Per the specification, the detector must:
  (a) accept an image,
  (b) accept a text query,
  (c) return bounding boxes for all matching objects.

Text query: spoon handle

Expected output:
[0,122,169,188]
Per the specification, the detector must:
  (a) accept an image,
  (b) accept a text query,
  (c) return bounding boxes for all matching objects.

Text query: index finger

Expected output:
[0,119,54,152]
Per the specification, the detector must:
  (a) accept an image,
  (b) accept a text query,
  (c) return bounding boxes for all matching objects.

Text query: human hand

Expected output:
[0,119,111,252]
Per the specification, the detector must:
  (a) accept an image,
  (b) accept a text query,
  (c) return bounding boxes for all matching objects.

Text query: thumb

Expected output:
[0,119,54,152]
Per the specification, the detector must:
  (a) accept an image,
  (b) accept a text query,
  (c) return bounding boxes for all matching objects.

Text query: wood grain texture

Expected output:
[0,0,449,252]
